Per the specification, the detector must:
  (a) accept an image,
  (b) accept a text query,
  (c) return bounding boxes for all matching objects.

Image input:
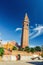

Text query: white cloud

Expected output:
[15,28,22,32]
[29,31,35,36]
[35,24,38,27]
[15,25,43,39]
[30,45,35,47]
[30,26,33,28]
[30,25,43,39]
[2,41,7,44]
[0,40,8,44]
[1,40,10,44]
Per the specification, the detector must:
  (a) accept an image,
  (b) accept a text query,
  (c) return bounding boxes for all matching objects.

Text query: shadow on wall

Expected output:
[26,62,43,65]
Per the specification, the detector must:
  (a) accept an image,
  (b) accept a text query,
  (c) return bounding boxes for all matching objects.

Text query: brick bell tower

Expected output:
[21,13,29,48]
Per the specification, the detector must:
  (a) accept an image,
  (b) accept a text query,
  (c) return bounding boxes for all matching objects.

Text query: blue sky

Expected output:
[0,0,43,47]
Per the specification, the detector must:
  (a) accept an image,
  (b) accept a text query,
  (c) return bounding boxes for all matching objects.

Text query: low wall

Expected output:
[21,56,32,60]
[2,55,32,61]
[2,55,16,61]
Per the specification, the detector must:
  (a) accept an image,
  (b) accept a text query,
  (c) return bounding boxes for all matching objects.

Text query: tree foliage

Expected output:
[35,46,41,51]
[24,46,30,53]
[12,46,18,50]
[30,48,35,53]
[0,47,4,56]
[20,48,24,51]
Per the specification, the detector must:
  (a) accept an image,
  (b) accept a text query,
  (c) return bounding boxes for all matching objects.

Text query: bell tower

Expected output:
[21,13,29,48]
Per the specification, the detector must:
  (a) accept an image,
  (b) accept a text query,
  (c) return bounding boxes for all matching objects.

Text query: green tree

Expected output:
[24,46,30,53]
[12,46,18,50]
[0,47,4,56]
[30,48,35,53]
[20,48,24,51]
[35,46,41,52]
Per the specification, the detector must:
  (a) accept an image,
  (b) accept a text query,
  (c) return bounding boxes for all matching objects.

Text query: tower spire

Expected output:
[24,13,29,22]
[21,13,29,48]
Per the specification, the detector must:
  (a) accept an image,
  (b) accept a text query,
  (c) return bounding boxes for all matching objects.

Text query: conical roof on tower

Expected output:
[24,13,29,22]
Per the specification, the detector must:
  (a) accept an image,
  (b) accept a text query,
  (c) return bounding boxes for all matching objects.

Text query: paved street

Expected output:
[0,60,43,65]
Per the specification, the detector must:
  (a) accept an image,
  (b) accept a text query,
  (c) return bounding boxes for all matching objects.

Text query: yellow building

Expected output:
[3,41,17,50]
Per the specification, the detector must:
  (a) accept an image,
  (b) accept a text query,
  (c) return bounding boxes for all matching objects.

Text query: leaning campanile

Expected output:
[21,13,29,48]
